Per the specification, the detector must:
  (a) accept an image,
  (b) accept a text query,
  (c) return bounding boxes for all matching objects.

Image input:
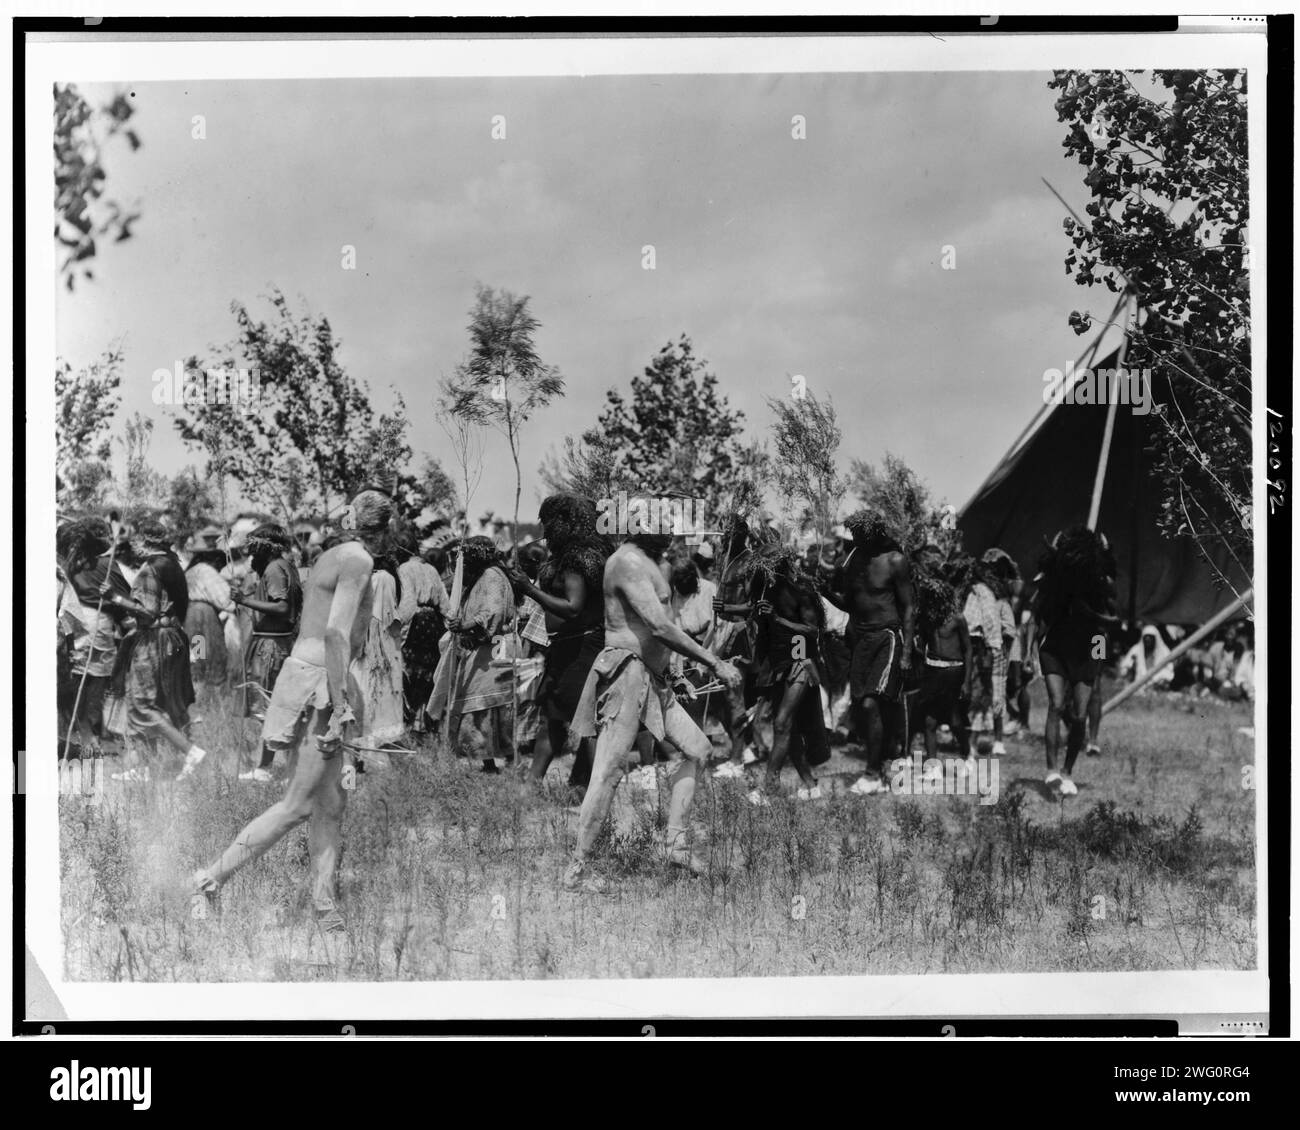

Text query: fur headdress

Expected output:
[57,515,112,566]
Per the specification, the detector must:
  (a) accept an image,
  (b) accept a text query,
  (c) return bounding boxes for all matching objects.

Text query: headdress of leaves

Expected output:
[941,553,977,593]
[915,569,961,632]
[456,535,501,577]
[844,508,901,551]
[245,522,293,554]
[732,537,800,586]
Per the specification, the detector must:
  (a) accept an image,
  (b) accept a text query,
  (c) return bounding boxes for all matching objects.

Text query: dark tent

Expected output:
[958,346,1251,625]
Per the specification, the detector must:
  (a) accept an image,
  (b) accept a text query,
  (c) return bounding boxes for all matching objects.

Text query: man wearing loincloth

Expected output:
[1025,525,1118,797]
[825,509,915,796]
[563,531,741,891]
[193,490,391,932]
[749,551,829,803]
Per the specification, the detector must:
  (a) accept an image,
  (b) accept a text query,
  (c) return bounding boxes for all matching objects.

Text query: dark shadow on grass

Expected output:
[1008,776,1060,802]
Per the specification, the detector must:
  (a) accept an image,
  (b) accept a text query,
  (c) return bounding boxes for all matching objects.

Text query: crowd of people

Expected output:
[54,485,1250,914]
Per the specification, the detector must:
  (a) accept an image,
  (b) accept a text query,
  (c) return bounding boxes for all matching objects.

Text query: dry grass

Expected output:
[58,680,1257,981]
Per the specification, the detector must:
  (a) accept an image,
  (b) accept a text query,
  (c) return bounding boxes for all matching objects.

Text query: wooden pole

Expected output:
[1101,587,1252,715]
[959,288,1127,519]
[1087,293,1133,531]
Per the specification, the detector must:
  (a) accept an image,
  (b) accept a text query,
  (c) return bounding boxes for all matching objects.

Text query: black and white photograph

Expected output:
[19,16,1281,1036]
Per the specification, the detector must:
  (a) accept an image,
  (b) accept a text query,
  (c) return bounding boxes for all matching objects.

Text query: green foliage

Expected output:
[537,427,635,502]
[407,455,459,520]
[54,83,140,290]
[174,289,407,520]
[767,391,847,538]
[56,344,124,513]
[443,286,564,540]
[596,335,749,517]
[117,412,170,520]
[1049,69,1251,581]
[848,452,958,555]
[166,466,217,545]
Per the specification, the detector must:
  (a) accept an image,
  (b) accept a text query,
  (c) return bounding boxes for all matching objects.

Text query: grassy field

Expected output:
[58,680,1257,981]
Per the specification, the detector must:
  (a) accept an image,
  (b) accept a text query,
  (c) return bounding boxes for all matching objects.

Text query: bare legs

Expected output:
[573,688,710,865]
[764,679,818,792]
[1044,674,1092,776]
[853,695,890,778]
[200,708,347,912]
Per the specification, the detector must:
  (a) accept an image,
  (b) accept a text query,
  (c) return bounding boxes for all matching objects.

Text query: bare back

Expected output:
[291,540,375,667]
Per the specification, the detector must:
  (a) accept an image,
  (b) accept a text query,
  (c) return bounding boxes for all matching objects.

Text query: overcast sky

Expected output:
[59,71,1105,520]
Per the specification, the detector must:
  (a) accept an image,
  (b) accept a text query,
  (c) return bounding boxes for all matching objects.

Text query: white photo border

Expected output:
[20,25,1272,1028]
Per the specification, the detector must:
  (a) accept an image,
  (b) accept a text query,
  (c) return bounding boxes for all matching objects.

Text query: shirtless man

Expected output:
[564,532,742,891]
[826,509,915,796]
[193,490,391,932]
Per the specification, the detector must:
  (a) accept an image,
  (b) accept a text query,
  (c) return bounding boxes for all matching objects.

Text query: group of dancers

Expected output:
[57,485,1121,916]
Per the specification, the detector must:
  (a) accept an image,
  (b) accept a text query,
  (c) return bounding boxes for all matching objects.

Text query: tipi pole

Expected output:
[959,288,1128,519]
[1087,293,1134,531]
[1101,587,1252,716]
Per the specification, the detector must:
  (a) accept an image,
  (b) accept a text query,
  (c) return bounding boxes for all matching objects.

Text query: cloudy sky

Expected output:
[59,71,1105,520]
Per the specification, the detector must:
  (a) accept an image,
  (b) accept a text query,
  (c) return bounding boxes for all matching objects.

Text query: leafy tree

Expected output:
[167,465,217,544]
[538,427,635,502]
[54,83,140,290]
[849,452,957,556]
[55,344,122,468]
[120,412,171,513]
[1049,68,1251,585]
[58,459,116,515]
[174,289,400,521]
[408,454,459,519]
[269,455,311,529]
[767,390,847,540]
[436,376,486,538]
[442,286,565,545]
[596,335,749,516]
[56,344,123,512]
